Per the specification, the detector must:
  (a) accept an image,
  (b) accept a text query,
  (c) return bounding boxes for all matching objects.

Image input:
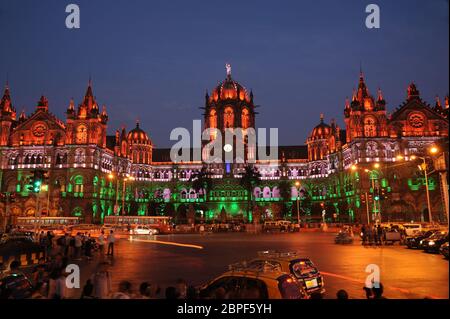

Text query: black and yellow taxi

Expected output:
[199,261,308,299]
[247,251,325,296]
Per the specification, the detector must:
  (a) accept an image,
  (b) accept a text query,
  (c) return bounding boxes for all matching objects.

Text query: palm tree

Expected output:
[277,180,292,219]
[189,166,213,202]
[239,165,261,220]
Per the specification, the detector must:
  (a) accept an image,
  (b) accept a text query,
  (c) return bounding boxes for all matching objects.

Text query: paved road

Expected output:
[67,232,448,299]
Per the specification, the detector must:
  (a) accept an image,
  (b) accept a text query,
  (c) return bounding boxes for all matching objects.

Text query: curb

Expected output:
[0,251,45,268]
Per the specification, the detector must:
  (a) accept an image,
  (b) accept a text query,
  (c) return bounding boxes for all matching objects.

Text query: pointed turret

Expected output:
[100,105,108,123]
[19,109,26,122]
[0,84,14,114]
[36,95,49,112]
[407,82,420,100]
[376,87,386,109]
[82,78,97,111]
[357,72,370,101]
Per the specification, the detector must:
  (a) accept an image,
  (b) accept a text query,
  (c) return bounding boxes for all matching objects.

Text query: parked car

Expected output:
[199,261,308,299]
[402,223,422,236]
[0,234,42,256]
[0,271,34,299]
[405,230,439,249]
[420,231,448,253]
[335,231,354,244]
[439,242,449,259]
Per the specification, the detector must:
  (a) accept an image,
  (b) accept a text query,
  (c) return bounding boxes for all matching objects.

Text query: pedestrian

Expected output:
[111,281,132,299]
[176,278,188,299]
[74,233,82,260]
[377,225,383,245]
[46,231,54,257]
[91,262,112,299]
[80,279,96,299]
[84,235,93,261]
[107,230,116,256]
[372,283,387,299]
[139,282,150,299]
[148,284,161,299]
[363,286,373,299]
[31,257,48,288]
[336,289,349,299]
[361,225,367,245]
[47,269,66,299]
[56,234,66,256]
[98,230,106,255]
[165,286,179,299]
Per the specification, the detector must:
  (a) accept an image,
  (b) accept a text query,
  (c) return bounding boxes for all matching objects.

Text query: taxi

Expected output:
[248,251,325,296]
[199,261,308,299]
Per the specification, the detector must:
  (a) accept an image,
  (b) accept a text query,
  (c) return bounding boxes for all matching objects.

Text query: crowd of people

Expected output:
[360,224,406,245]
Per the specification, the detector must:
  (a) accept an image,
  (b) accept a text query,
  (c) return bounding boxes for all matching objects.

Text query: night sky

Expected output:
[0,0,448,147]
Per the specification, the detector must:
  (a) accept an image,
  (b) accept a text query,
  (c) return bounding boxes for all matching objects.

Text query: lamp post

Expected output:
[108,173,120,215]
[410,146,439,224]
[364,165,381,225]
[121,175,135,216]
[295,181,301,225]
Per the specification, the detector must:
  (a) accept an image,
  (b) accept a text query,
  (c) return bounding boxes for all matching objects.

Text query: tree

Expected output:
[277,180,292,219]
[239,165,261,220]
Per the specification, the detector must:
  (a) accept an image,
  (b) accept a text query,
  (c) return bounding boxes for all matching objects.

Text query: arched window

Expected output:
[364,116,377,137]
[224,107,234,128]
[241,108,250,129]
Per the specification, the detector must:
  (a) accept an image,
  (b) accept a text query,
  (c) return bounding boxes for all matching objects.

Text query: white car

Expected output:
[130,225,159,235]
[403,223,422,236]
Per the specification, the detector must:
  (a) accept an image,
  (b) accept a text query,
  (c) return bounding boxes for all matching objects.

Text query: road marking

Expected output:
[321,271,444,299]
[129,238,204,250]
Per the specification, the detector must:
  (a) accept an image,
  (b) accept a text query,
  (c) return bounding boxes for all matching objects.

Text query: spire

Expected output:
[0,83,13,112]
[136,119,140,129]
[377,88,384,102]
[435,95,442,108]
[83,77,96,110]
[407,82,420,100]
[320,113,324,123]
[345,96,350,108]
[357,72,369,101]
[351,88,357,102]
[101,105,107,116]
[37,95,49,112]
[19,109,26,121]
[445,95,449,109]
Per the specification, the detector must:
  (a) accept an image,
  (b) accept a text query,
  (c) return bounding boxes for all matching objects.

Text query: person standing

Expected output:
[74,233,82,260]
[106,230,116,256]
[98,231,106,256]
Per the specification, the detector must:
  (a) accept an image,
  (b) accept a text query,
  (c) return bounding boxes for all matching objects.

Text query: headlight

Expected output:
[420,240,424,245]
[429,241,435,246]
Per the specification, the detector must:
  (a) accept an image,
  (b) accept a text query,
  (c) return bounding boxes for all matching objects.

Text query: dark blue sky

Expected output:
[0,0,448,147]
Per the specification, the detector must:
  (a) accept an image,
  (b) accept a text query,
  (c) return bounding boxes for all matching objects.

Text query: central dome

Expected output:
[309,114,331,140]
[210,65,251,102]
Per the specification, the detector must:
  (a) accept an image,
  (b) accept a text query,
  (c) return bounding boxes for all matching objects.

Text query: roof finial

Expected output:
[136,118,140,128]
[320,113,324,122]
[226,63,231,78]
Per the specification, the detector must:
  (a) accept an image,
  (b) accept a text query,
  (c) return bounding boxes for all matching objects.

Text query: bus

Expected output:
[103,216,173,234]
[16,217,80,235]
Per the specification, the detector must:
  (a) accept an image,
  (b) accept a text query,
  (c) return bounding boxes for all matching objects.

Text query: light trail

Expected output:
[129,237,204,250]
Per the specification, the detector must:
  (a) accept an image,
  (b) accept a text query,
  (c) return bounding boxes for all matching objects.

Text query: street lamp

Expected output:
[122,175,135,216]
[396,146,440,223]
[409,146,439,223]
[295,181,301,225]
[108,173,120,215]
[364,164,382,224]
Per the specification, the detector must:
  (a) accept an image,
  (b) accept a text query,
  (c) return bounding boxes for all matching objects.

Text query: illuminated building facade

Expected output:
[0,68,448,225]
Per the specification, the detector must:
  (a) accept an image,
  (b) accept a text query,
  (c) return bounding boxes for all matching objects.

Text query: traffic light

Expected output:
[28,170,45,193]
[380,188,387,200]
[373,187,380,201]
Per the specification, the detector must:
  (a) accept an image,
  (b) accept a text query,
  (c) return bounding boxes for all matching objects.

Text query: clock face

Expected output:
[408,112,425,128]
[76,125,87,143]
[32,122,47,137]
